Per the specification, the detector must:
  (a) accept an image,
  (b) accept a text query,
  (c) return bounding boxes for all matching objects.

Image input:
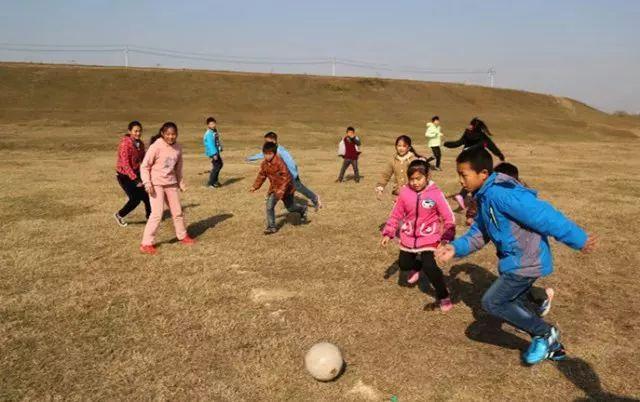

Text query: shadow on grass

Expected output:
[449,263,639,401]
[156,213,233,245]
[221,177,245,187]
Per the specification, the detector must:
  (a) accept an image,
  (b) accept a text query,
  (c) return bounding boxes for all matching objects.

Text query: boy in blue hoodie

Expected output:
[246,132,322,211]
[435,147,596,365]
[203,117,223,188]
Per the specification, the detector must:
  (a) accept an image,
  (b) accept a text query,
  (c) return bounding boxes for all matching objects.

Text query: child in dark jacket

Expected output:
[337,126,362,183]
[436,147,596,365]
[250,142,308,235]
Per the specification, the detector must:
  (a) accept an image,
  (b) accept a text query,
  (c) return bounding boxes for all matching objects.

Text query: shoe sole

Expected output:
[114,214,127,227]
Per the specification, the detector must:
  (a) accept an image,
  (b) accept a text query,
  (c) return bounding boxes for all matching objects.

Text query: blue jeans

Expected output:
[294,177,318,207]
[266,193,307,229]
[481,273,551,337]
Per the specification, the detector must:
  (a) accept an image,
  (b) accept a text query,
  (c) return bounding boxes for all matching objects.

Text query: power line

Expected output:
[0,43,496,86]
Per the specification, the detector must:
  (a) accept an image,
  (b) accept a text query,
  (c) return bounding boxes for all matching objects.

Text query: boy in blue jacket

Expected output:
[246,132,322,211]
[435,147,596,365]
[203,117,223,188]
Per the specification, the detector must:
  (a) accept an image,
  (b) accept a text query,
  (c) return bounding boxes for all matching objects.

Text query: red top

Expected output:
[116,135,146,180]
[343,136,360,160]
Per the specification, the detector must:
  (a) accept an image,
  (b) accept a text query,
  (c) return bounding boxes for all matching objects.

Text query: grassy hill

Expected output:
[1,62,638,147]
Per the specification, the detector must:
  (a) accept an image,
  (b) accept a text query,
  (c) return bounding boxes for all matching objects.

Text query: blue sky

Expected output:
[1,0,639,112]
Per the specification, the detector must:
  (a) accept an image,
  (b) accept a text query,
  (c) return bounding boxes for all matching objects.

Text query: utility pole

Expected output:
[489,67,496,88]
[124,45,129,68]
[331,57,336,77]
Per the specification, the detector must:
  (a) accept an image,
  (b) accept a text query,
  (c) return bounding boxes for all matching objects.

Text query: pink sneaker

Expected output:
[180,235,197,245]
[140,244,157,255]
[439,297,453,312]
[407,270,420,284]
[454,194,466,210]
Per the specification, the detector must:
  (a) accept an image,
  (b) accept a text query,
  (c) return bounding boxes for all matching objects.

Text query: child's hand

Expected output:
[380,236,391,247]
[179,182,187,192]
[582,234,597,253]
[145,184,155,197]
[435,244,455,265]
[249,187,256,193]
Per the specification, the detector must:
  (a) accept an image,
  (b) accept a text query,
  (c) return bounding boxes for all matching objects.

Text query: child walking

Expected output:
[336,126,361,183]
[376,135,431,198]
[425,116,444,170]
[114,121,151,226]
[436,147,596,364]
[140,122,196,254]
[381,159,456,311]
[203,117,223,188]
[250,141,308,235]
[246,131,322,211]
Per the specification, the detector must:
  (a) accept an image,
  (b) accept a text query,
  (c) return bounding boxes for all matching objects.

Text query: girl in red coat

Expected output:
[114,121,151,226]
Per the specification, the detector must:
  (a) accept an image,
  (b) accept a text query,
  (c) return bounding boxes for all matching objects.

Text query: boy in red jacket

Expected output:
[336,126,362,183]
[250,142,308,235]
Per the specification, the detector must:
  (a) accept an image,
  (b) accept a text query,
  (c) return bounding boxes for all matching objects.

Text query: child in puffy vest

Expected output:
[381,159,456,311]
[337,126,362,183]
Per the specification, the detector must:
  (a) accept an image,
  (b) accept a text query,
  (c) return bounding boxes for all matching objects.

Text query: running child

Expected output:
[425,116,444,170]
[139,122,196,254]
[246,131,322,211]
[376,135,431,198]
[381,159,456,311]
[464,161,555,317]
[250,141,308,235]
[114,120,151,226]
[203,117,223,188]
[435,147,596,364]
[336,126,361,183]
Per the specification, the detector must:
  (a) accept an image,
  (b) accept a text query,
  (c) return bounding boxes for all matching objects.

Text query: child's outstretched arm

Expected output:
[250,163,267,192]
[496,190,589,251]
[375,161,394,197]
[483,135,505,161]
[451,219,489,257]
[443,134,464,149]
[380,197,405,245]
[246,152,264,162]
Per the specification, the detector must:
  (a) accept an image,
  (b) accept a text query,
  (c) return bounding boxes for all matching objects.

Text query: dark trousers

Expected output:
[431,146,442,168]
[208,156,223,185]
[294,177,318,207]
[481,273,551,337]
[116,173,151,219]
[266,193,307,229]
[338,158,359,181]
[398,251,449,300]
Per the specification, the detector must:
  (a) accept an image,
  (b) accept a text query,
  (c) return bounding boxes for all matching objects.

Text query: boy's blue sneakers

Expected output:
[523,326,562,365]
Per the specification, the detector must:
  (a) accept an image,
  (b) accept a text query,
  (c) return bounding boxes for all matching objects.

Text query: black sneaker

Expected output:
[264,227,278,235]
[114,213,127,227]
[212,182,222,188]
[355,177,361,183]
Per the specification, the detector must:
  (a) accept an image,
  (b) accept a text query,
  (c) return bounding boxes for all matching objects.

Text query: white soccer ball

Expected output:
[304,342,344,381]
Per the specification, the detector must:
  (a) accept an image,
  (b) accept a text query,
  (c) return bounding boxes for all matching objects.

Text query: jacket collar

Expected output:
[476,172,535,197]
[396,152,414,162]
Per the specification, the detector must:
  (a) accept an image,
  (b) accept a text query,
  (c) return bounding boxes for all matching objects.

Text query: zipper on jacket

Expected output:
[413,192,420,249]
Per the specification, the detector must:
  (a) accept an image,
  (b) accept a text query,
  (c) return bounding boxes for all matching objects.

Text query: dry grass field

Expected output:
[1,63,639,401]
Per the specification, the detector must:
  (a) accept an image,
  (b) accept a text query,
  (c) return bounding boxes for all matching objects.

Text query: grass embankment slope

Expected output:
[0,62,639,401]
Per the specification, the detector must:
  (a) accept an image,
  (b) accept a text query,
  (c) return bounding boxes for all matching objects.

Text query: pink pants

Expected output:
[141,184,187,246]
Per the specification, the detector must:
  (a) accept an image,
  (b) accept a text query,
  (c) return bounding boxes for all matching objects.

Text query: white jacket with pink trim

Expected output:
[382,182,455,252]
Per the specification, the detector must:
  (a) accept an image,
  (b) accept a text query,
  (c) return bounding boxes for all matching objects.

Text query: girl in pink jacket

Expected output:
[381,159,455,311]
[139,122,196,254]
